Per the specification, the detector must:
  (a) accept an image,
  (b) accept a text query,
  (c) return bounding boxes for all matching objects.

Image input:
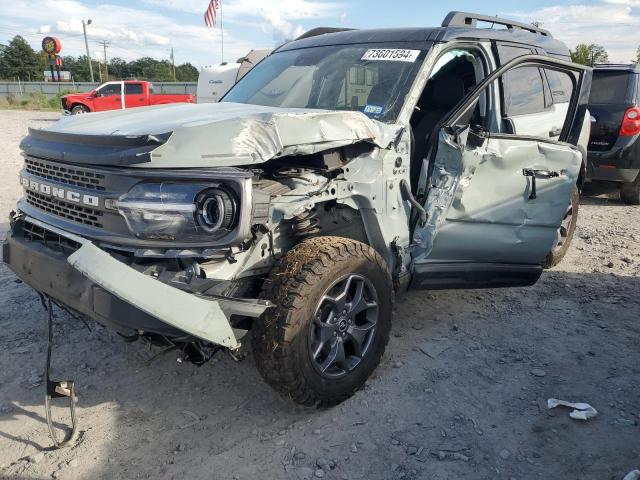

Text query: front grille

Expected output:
[25,191,104,228]
[25,157,106,191]
[22,220,81,254]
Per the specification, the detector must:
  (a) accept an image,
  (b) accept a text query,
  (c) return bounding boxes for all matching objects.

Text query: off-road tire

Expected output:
[71,104,89,114]
[620,177,640,205]
[252,236,393,407]
[543,186,579,268]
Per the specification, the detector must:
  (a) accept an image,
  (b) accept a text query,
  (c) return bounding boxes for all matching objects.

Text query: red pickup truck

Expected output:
[61,80,195,114]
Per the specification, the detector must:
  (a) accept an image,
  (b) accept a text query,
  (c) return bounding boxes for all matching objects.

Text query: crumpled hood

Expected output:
[44,102,401,168]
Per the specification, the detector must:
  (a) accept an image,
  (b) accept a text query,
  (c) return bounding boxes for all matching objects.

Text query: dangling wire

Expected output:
[39,293,79,449]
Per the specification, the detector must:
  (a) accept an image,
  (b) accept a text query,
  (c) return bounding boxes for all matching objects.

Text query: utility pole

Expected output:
[81,19,94,83]
[98,40,111,80]
[170,47,176,81]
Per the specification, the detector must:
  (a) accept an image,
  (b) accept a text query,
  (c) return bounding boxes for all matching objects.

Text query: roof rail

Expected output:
[295,27,356,41]
[593,63,635,68]
[442,11,551,37]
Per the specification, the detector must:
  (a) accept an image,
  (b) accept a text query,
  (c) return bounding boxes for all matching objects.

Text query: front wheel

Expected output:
[252,237,393,407]
[543,186,579,268]
[71,105,89,114]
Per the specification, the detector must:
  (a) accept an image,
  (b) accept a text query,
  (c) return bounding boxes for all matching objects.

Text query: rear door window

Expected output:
[496,44,549,116]
[546,70,573,104]
[503,66,546,116]
[589,71,633,104]
[125,83,143,95]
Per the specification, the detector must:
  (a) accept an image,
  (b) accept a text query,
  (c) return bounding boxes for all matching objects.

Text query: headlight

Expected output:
[116,182,239,241]
[195,187,237,233]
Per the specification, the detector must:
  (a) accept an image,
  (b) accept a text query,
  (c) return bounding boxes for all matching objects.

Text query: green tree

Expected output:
[62,55,100,82]
[571,44,608,66]
[634,46,640,65]
[108,57,129,80]
[0,35,41,80]
[175,62,199,81]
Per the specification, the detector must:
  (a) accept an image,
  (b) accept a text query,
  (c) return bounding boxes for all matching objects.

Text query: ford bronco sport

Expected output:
[3,12,592,406]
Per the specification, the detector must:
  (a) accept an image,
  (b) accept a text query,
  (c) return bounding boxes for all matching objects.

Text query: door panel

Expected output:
[509,102,569,139]
[124,83,146,108]
[410,54,591,285]
[93,83,123,111]
[422,133,581,264]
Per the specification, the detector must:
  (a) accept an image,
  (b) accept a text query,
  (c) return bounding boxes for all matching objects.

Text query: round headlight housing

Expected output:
[116,182,240,242]
[195,187,237,233]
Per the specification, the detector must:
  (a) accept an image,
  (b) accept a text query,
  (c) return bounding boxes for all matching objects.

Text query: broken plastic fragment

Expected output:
[547,398,598,420]
[622,470,640,480]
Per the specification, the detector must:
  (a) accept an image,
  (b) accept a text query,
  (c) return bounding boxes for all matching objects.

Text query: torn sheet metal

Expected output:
[68,242,240,349]
[417,127,475,256]
[40,102,401,168]
[414,130,581,263]
[547,398,598,420]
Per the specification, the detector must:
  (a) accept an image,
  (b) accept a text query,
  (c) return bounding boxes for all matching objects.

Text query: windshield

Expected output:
[223,44,426,123]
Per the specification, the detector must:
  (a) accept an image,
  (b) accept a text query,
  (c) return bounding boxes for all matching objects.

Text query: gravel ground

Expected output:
[0,109,638,480]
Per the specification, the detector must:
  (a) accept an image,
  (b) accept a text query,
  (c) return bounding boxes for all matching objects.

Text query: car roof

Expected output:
[593,64,640,74]
[278,26,570,58]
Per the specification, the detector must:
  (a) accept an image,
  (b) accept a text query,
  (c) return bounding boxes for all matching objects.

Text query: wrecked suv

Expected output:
[3,12,592,406]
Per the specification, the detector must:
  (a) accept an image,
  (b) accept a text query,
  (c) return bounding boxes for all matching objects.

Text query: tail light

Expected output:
[619,106,640,136]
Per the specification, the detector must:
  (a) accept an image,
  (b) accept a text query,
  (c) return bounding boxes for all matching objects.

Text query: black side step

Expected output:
[410,262,542,290]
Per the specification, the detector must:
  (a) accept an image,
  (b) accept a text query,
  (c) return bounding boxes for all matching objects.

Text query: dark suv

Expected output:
[587,64,640,204]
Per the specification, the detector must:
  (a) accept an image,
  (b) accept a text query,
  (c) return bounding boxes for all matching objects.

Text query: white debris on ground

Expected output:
[547,399,598,420]
[0,110,639,479]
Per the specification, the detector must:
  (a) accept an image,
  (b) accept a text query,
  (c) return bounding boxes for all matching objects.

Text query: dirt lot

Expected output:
[0,109,638,480]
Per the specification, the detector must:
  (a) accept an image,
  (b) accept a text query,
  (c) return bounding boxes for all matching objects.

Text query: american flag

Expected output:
[204,0,220,28]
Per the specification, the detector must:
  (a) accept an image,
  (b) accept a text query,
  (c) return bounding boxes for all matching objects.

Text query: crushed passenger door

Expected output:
[411,54,591,287]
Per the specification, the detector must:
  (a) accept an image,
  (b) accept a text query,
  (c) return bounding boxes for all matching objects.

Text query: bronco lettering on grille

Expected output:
[21,176,100,207]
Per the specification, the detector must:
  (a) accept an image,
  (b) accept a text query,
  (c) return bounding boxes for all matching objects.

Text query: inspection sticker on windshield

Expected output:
[361,49,420,62]
[364,105,384,116]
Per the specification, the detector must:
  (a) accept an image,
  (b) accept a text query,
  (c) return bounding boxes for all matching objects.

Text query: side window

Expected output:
[97,84,121,96]
[546,70,573,104]
[503,66,546,116]
[125,83,143,95]
[496,44,551,116]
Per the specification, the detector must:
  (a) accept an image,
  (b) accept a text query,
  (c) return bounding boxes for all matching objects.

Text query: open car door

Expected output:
[411,55,592,290]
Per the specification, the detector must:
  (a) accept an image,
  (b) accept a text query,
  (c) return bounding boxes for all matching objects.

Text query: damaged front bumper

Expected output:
[2,216,270,350]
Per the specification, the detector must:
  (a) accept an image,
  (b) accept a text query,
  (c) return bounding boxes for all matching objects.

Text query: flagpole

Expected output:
[219,0,224,62]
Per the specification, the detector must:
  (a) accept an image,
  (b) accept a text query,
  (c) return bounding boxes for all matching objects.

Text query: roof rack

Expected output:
[295,27,356,41]
[442,11,551,37]
[593,63,636,68]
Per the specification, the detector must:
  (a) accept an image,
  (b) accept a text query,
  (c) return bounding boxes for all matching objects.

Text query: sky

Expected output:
[1,0,639,69]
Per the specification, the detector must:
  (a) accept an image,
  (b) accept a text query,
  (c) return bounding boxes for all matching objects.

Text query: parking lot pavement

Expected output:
[0,109,638,480]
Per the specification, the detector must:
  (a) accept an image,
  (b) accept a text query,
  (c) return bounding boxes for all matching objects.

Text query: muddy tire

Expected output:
[620,177,640,205]
[71,104,89,114]
[543,186,579,268]
[252,236,393,407]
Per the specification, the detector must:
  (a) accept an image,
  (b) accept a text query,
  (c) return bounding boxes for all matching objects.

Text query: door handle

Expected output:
[549,127,561,137]
[522,168,561,200]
